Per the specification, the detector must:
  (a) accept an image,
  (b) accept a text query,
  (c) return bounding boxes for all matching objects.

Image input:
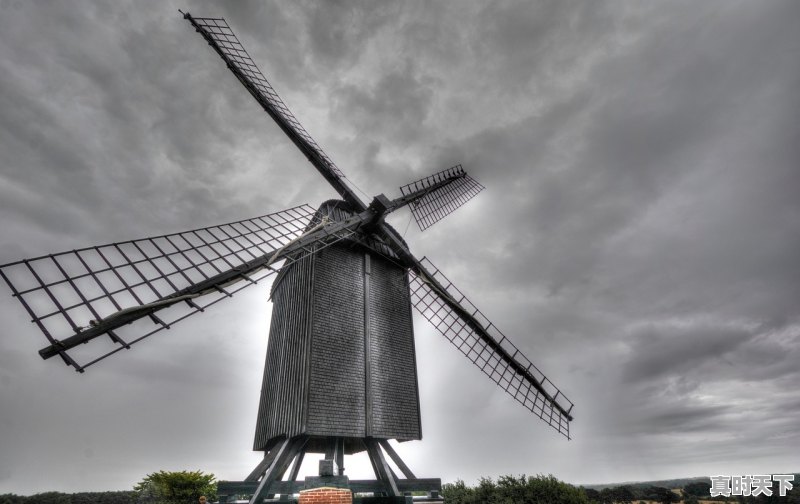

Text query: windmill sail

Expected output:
[409,256,573,438]
[184,13,366,211]
[400,165,485,231]
[0,204,356,372]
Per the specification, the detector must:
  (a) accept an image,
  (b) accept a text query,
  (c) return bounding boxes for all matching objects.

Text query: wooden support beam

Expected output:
[336,438,345,476]
[364,254,374,438]
[324,437,336,459]
[287,450,305,482]
[378,439,417,479]
[245,443,282,482]
[365,438,399,497]
[248,437,304,504]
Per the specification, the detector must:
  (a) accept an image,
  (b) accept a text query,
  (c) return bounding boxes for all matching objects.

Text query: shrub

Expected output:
[442,474,589,504]
[133,471,216,504]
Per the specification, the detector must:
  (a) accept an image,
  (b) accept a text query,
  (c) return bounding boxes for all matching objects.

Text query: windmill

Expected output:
[0,12,574,501]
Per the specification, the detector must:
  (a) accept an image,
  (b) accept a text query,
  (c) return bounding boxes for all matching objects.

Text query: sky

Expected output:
[1,0,799,495]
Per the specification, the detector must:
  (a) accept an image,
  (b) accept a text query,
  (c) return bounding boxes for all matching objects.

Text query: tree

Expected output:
[0,494,27,504]
[583,488,600,503]
[612,485,634,504]
[443,474,589,504]
[134,471,216,504]
[25,493,70,504]
[643,486,680,504]
[518,475,588,504]
[475,477,497,504]
[72,492,135,504]
[683,481,711,498]
[441,479,477,504]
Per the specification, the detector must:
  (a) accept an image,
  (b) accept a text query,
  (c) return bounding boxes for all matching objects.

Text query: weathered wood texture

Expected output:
[307,245,367,437]
[252,253,315,449]
[253,201,421,452]
[367,257,420,440]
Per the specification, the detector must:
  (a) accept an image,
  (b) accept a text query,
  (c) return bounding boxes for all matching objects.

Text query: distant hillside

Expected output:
[581,473,800,492]
[0,491,135,504]
[581,476,711,491]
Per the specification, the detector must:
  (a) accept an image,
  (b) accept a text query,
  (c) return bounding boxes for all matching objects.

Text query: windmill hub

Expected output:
[366,194,392,223]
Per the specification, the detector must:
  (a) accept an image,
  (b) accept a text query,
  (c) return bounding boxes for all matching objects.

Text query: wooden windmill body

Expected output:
[254,201,422,454]
[0,13,575,501]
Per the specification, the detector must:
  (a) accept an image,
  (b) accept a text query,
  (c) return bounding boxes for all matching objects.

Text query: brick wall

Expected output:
[298,487,352,504]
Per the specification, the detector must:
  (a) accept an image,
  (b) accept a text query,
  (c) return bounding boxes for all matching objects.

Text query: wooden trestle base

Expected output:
[218,436,441,503]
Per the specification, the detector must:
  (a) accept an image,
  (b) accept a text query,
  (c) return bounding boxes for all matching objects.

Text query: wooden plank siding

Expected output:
[368,255,421,440]
[253,252,315,450]
[253,201,422,453]
[306,245,367,437]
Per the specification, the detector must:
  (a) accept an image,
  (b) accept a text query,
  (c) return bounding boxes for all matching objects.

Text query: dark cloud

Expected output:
[331,61,434,147]
[622,325,753,384]
[634,402,732,435]
[305,1,394,66]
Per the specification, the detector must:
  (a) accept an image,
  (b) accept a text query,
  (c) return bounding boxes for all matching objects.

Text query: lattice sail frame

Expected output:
[0,204,354,372]
[187,15,344,179]
[400,165,484,231]
[409,257,573,439]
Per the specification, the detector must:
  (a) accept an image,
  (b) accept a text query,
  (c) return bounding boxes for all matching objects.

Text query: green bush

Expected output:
[441,480,475,503]
[442,474,589,504]
[133,471,216,504]
[19,494,70,504]
[1,491,136,504]
[0,494,27,504]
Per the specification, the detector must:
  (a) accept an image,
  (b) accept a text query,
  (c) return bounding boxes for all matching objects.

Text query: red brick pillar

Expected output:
[298,487,352,504]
